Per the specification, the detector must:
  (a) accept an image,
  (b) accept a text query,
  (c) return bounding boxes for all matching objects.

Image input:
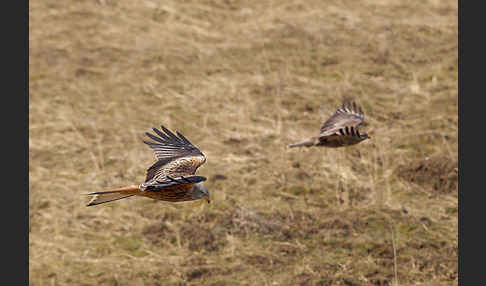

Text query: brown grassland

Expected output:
[29,0,458,285]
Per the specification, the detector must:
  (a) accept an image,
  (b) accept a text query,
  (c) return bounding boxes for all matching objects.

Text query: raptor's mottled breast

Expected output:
[140,184,197,202]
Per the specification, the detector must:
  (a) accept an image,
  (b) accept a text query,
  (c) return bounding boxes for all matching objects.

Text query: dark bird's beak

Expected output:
[364,128,373,139]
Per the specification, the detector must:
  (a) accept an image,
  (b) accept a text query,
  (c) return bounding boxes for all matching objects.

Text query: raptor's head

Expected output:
[193,183,211,204]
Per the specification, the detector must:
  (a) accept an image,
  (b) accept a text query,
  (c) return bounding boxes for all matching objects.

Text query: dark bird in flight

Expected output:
[86,125,209,206]
[288,101,370,148]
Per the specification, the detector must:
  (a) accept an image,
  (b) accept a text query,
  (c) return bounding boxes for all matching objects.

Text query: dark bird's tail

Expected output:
[288,138,315,148]
[86,185,140,206]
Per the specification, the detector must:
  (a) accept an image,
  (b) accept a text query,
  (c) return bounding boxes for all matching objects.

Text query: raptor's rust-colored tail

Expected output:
[86,185,140,206]
[288,138,315,148]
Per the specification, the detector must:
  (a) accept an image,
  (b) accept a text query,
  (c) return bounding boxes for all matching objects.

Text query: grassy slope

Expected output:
[30,0,458,285]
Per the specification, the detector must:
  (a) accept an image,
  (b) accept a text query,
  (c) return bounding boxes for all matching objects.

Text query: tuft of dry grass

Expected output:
[30,0,457,285]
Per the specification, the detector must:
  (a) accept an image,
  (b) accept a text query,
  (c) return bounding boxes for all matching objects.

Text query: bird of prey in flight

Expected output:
[86,125,209,206]
[288,101,370,148]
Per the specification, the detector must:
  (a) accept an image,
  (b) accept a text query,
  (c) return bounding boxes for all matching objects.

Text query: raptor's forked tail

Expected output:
[86,185,140,206]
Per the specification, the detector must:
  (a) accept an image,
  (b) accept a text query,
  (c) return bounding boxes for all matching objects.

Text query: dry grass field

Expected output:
[29,0,458,285]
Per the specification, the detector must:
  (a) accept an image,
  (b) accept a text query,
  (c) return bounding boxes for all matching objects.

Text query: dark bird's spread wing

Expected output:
[319,101,365,137]
[143,126,206,184]
[320,126,368,147]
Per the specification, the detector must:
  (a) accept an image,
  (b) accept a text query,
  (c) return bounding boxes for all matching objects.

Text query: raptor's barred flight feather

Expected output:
[142,126,206,183]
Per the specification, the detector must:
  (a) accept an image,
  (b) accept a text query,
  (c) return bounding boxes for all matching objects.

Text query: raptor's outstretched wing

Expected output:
[319,101,365,137]
[142,126,206,184]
